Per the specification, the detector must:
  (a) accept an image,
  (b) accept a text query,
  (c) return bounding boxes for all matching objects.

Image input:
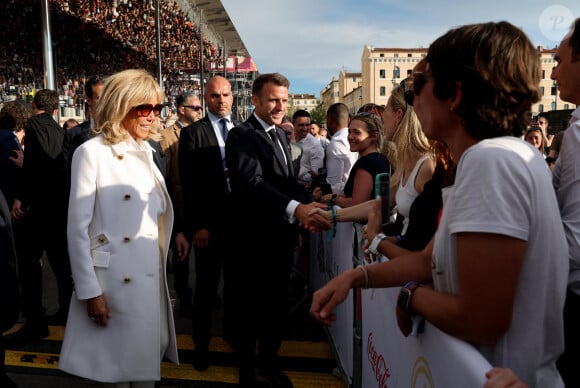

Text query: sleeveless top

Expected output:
[395,155,430,235]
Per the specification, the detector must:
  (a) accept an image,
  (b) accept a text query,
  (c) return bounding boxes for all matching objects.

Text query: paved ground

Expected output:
[4,252,343,387]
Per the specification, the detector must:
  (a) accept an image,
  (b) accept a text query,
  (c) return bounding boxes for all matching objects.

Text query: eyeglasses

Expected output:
[132,103,164,117]
[182,105,203,112]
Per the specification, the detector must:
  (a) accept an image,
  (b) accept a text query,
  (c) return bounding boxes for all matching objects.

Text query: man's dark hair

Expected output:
[33,89,59,112]
[85,76,104,99]
[175,92,197,108]
[570,17,580,61]
[537,112,549,123]
[252,73,289,96]
[327,103,350,126]
[292,109,311,122]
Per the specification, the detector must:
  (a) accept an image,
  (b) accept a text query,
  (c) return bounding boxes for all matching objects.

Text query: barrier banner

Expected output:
[310,219,355,384]
[361,259,492,388]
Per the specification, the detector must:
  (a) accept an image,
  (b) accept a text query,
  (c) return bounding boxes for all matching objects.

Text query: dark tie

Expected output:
[268,129,288,175]
[219,118,229,141]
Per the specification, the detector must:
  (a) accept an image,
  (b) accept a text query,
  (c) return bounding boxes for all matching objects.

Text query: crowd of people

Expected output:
[0,0,223,106]
[1,9,580,388]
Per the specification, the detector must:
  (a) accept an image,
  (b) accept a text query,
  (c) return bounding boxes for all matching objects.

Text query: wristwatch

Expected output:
[397,281,422,314]
[367,233,387,255]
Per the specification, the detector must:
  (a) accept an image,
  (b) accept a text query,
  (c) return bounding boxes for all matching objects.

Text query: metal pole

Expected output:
[199,9,204,106]
[41,0,56,90]
[155,0,163,91]
[223,39,227,78]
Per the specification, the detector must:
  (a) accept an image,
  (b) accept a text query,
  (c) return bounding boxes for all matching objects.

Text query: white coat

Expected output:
[59,135,178,382]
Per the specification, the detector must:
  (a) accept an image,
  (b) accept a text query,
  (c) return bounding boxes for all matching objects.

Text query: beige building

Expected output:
[360,45,426,108]
[536,47,576,116]
[322,45,575,118]
[320,77,340,113]
[287,93,320,117]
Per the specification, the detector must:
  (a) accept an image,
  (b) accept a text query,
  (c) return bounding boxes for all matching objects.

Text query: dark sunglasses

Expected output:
[182,105,203,112]
[132,103,164,117]
[404,71,430,107]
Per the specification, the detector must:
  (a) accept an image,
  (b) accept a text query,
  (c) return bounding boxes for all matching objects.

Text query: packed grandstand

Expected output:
[0,0,234,107]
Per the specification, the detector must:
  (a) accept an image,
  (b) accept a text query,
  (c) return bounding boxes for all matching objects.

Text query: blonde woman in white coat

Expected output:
[59,69,178,387]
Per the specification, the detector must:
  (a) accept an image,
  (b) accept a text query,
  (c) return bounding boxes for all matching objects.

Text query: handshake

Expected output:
[295,202,333,233]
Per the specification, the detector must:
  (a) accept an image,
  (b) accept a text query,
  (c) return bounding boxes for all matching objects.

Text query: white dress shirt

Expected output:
[325,127,357,194]
[297,132,325,186]
[553,107,580,295]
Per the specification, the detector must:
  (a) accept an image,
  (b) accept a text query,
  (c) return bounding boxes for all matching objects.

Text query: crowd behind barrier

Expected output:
[0,0,223,107]
[309,216,492,388]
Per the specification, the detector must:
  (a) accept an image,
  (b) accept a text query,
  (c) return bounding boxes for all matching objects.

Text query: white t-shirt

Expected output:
[432,136,568,387]
[553,107,580,295]
[325,127,357,194]
[297,132,325,185]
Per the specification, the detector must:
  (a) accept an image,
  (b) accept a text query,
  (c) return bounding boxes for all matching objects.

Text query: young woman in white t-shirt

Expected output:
[311,22,568,388]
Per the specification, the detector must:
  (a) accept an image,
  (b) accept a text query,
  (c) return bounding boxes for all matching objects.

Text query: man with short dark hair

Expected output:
[325,103,356,194]
[8,89,72,340]
[551,17,580,387]
[224,73,329,387]
[62,76,104,170]
[292,109,324,187]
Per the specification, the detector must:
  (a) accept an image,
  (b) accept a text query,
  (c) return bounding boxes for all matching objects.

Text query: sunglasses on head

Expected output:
[132,103,164,117]
[182,104,203,112]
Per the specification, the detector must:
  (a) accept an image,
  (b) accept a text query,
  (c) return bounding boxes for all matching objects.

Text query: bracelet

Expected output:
[357,264,369,289]
[327,206,337,241]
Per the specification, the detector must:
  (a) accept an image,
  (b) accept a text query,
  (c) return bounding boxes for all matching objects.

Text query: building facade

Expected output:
[320,45,576,121]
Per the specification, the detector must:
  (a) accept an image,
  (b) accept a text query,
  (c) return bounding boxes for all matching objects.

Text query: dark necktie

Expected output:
[219,118,229,141]
[268,129,288,175]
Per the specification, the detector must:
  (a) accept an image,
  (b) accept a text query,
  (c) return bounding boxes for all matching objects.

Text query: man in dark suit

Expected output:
[178,75,235,371]
[224,73,329,387]
[62,76,104,174]
[8,89,72,341]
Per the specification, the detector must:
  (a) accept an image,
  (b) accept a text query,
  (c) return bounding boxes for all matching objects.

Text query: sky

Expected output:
[221,0,579,95]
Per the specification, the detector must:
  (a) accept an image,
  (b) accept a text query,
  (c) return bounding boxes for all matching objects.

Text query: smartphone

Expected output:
[374,172,391,225]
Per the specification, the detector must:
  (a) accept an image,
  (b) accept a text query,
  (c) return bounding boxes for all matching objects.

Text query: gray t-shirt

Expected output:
[433,136,568,387]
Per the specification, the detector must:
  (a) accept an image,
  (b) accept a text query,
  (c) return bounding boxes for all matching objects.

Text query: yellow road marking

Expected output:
[6,350,344,387]
[3,325,334,360]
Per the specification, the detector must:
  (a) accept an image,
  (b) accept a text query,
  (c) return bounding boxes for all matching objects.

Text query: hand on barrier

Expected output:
[484,368,527,388]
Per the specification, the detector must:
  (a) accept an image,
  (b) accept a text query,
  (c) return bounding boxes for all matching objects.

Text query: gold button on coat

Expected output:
[123,277,131,283]
[123,236,131,242]
[124,194,131,200]
[117,154,124,160]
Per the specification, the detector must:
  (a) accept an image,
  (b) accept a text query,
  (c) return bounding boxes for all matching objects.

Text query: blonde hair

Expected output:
[93,69,165,144]
[387,79,432,185]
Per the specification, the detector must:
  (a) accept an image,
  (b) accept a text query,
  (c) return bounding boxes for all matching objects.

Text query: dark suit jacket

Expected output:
[178,116,230,236]
[225,114,306,250]
[0,129,23,206]
[17,112,67,214]
[63,120,91,172]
